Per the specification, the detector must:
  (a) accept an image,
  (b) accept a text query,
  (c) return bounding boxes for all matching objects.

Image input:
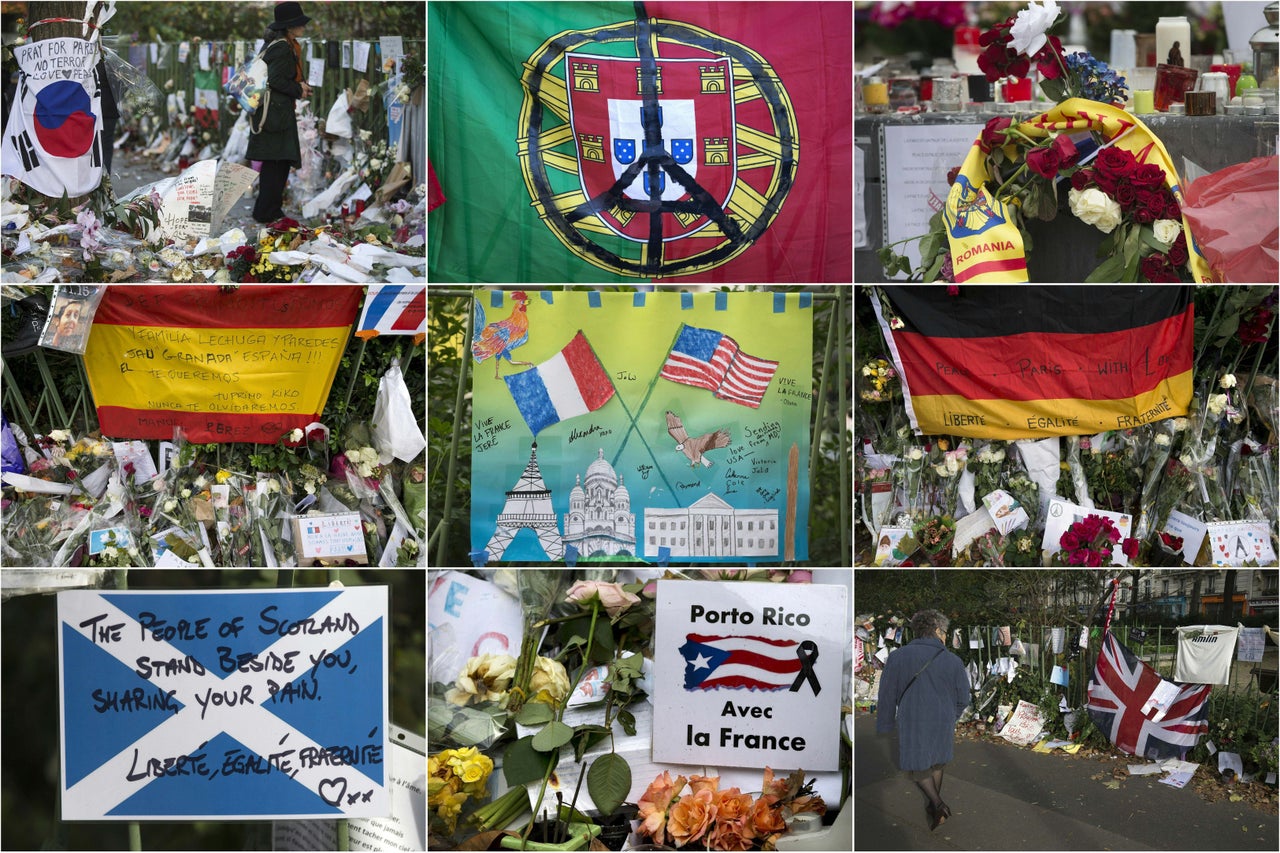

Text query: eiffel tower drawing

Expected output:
[484,442,565,561]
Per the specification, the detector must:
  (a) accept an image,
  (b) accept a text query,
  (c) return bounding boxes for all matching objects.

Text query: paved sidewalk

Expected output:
[855,713,1278,851]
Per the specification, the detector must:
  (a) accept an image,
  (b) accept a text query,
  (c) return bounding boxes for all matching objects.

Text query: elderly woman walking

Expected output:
[876,609,971,831]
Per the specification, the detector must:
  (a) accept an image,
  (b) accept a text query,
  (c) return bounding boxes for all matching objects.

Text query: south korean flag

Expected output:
[1,37,104,197]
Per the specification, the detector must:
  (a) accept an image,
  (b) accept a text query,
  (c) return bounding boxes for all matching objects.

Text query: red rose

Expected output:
[1092,170,1117,195]
[1061,531,1081,551]
[1122,537,1140,560]
[1085,550,1103,567]
[307,427,327,443]
[1096,146,1133,178]
[1026,145,1061,179]
[1131,163,1165,188]
[1050,134,1079,170]
[947,165,961,185]
[1163,196,1182,220]
[1167,234,1189,267]
[1133,192,1161,223]
[1070,168,1094,190]
[1035,36,1066,80]
[979,116,1013,153]
[1160,532,1184,552]
[1114,182,1137,209]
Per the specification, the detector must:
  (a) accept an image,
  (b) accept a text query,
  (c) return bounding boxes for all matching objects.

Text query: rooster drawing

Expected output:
[472,291,533,378]
[666,410,731,468]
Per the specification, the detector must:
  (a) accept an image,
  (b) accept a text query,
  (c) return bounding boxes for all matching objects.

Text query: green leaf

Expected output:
[923,252,946,282]
[618,708,637,737]
[503,735,559,786]
[1040,77,1068,103]
[587,753,632,816]
[1139,225,1169,253]
[1084,251,1126,283]
[515,701,555,726]
[531,720,574,753]
[1122,224,1141,269]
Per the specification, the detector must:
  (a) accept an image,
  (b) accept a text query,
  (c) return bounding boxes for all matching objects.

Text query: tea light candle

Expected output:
[1134,89,1155,114]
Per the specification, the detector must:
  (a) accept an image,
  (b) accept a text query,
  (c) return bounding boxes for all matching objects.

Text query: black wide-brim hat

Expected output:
[269,1,311,30]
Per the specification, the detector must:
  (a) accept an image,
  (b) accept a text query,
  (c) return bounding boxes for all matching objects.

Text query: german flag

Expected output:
[83,286,363,443]
[874,286,1194,440]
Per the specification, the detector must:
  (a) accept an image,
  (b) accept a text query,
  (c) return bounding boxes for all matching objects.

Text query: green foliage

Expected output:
[103,1,426,42]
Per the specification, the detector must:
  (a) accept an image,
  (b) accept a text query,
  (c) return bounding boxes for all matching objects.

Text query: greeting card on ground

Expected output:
[652,580,845,770]
[1205,521,1276,567]
[982,489,1028,536]
[873,527,911,566]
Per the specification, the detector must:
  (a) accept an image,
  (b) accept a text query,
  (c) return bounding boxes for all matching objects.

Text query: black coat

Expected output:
[876,637,971,771]
[245,38,303,166]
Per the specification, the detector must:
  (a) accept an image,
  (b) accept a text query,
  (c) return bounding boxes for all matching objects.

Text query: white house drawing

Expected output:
[563,449,636,557]
[642,493,779,558]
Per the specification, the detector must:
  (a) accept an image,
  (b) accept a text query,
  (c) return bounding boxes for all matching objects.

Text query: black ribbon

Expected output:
[789,640,820,695]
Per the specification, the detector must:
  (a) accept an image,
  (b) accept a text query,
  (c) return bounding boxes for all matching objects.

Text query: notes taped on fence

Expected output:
[57,586,389,820]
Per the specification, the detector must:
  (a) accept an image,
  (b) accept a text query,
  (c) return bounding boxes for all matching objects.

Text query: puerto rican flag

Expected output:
[659,325,778,409]
[504,331,615,435]
[1087,632,1212,761]
[679,633,800,691]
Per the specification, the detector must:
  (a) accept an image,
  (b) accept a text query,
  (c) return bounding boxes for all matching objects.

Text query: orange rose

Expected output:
[637,771,686,843]
[749,797,786,836]
[688,774,719,796]
[759,766,788,805]
[668,788,717,847]
[711,817,755,851]
[791,793,827,816]
[714,787,754,823]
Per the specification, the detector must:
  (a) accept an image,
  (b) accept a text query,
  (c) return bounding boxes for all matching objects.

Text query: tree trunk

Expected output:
[1219,570,1237,623]
[1190,571,1204,619]
[26,2,100,207]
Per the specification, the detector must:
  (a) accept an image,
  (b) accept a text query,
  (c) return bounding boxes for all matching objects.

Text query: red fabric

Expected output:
[427,159,445,212]
[645,1,852,282]
[1182,156,1279,283]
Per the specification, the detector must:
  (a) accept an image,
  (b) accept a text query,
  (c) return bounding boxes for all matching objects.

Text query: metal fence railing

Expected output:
[894,622,1277,735]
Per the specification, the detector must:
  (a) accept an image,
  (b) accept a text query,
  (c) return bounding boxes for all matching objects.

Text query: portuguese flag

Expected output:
[83,286,363,443]
[875,286,1194,440]
[428,1,851,282]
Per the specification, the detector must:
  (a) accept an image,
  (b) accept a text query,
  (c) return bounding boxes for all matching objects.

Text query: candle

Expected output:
[862,78,889,114]
[1155,16,1191,67]
[1133,90,1155,114]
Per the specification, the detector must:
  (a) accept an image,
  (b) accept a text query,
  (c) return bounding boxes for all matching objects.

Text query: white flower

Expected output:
[1218,373,1237,389]
[1009,0,1061,57]
[1152,219,1181,246]
[369,158,382,170]
[906,447,924,461]
[289,427,304,442]
[194,475,208,488]
[180,488,192,498]
[1154,433,1170,446]
[48,429,71,443]
[1068,187,1123,234]
[1207,394,1228,416]
[345,449,361,463]
[1171,418,1189,432]
[127,546,139,557]
[163,499,178,512]
[103,546,118,560]
[304,482,316,494]
[360,446,378,466]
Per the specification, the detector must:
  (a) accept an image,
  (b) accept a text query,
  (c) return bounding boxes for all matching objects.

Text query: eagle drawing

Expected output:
[665,410,730,468]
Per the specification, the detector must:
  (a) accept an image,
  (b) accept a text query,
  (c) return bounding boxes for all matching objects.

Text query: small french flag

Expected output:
[504,331,616,435]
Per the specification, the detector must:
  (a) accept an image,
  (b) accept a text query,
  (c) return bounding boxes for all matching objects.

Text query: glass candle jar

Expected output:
[931,76,964,111]
[863,77,889,113]
[1155,16,1191,67]
[1211,63,1243,98]
[1154,63,1198,111]
[1199,72,1230,113]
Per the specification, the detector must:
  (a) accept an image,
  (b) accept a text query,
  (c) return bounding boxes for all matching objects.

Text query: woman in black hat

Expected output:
[247,1,313,223]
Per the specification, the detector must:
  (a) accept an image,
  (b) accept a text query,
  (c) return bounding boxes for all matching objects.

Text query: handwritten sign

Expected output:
[293,513,368,565]
[1205,520,1276,567]
[82,286,363,443]
[998,699,1046,746]
[652,580,844,770]
[428,571,523,660]
[57,586,389,820]
[159,159,217,241]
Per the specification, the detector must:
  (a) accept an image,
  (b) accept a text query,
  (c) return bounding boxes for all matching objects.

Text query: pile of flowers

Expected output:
[1053,514,1139,567]
[636,768,825,850]
[859,358,899,403]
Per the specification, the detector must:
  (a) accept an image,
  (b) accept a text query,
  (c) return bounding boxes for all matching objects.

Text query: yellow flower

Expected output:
[528,656,571,707]
[215,469,232,484]
[445,653,517,706]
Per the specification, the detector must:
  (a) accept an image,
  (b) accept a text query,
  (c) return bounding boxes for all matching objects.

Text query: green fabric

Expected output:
[246,40,302,165]
[428,1,640,282]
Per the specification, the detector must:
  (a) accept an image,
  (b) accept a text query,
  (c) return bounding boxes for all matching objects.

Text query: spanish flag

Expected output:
[83,286,363,443]
[874,286,1194,440]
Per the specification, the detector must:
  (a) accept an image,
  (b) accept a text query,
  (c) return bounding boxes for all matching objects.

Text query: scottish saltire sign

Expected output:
[82,286,363,443]
[1,38,104,197]
[469,290,813,563]
[58,587,389,820]
[875,286,1194,440]
[652,580,844,769]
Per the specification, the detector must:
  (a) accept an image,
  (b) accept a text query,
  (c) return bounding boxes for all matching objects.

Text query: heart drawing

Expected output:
[319,776,347,807]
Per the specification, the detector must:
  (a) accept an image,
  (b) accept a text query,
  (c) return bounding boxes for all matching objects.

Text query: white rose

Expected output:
[1171,418,1189,432]
[1218,374,1236,389]
[290,427,304,442]
[103,546,118,560]
[906,448,924,461]
[1207,394,1228,415]
[345,449,361,463]
[128,546,139,557]
[1009,0,1061,56]
[180,488,192,498]
[49,429,71,443]
[360,446,379,465]
[1152,219,1181,246]
[1068,187,1123,234]
[164,499,178,512]
[1154,433,1170,446]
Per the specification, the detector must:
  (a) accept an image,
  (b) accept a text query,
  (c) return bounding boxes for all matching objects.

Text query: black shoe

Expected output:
[2,294,50,357]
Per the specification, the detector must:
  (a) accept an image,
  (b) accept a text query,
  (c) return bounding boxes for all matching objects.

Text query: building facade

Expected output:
[563,449,636,557]
[642,493,779,558]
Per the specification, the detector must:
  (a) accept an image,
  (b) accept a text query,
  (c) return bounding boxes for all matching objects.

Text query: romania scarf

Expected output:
[946,98,1212,283]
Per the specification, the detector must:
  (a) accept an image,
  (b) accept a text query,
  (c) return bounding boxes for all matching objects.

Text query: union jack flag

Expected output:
[679,633,799,690]
[1086,632,1211,761]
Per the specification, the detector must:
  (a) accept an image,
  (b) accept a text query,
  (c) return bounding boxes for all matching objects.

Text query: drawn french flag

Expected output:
[659,325,778,408]
[504,331,616,435]
[680,633,800,690]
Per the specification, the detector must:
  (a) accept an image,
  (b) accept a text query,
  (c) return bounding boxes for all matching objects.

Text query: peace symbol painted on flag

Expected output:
[517,14,798,277]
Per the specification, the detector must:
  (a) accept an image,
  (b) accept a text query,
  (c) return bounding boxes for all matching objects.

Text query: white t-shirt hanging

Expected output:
[1174,625,1239,685]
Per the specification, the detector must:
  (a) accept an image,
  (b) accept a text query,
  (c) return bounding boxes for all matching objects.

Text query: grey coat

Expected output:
[875,637,970,771]
[245,39,303,167]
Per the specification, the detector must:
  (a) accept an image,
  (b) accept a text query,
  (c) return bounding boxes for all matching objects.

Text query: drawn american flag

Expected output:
[679,633,799,690]
[659,325,779,409]
[1087,632,1211,761]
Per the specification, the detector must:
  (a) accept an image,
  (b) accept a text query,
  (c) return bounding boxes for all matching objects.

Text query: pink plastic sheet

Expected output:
[1182,156,1279,282]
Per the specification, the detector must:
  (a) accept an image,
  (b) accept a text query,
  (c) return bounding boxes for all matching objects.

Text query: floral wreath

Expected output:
[880,0,1209,284]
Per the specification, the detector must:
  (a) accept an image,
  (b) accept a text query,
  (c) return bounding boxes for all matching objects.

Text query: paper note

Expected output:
[1050,665,1069,686]
[308,58,324,87]
[352,41,370,72]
